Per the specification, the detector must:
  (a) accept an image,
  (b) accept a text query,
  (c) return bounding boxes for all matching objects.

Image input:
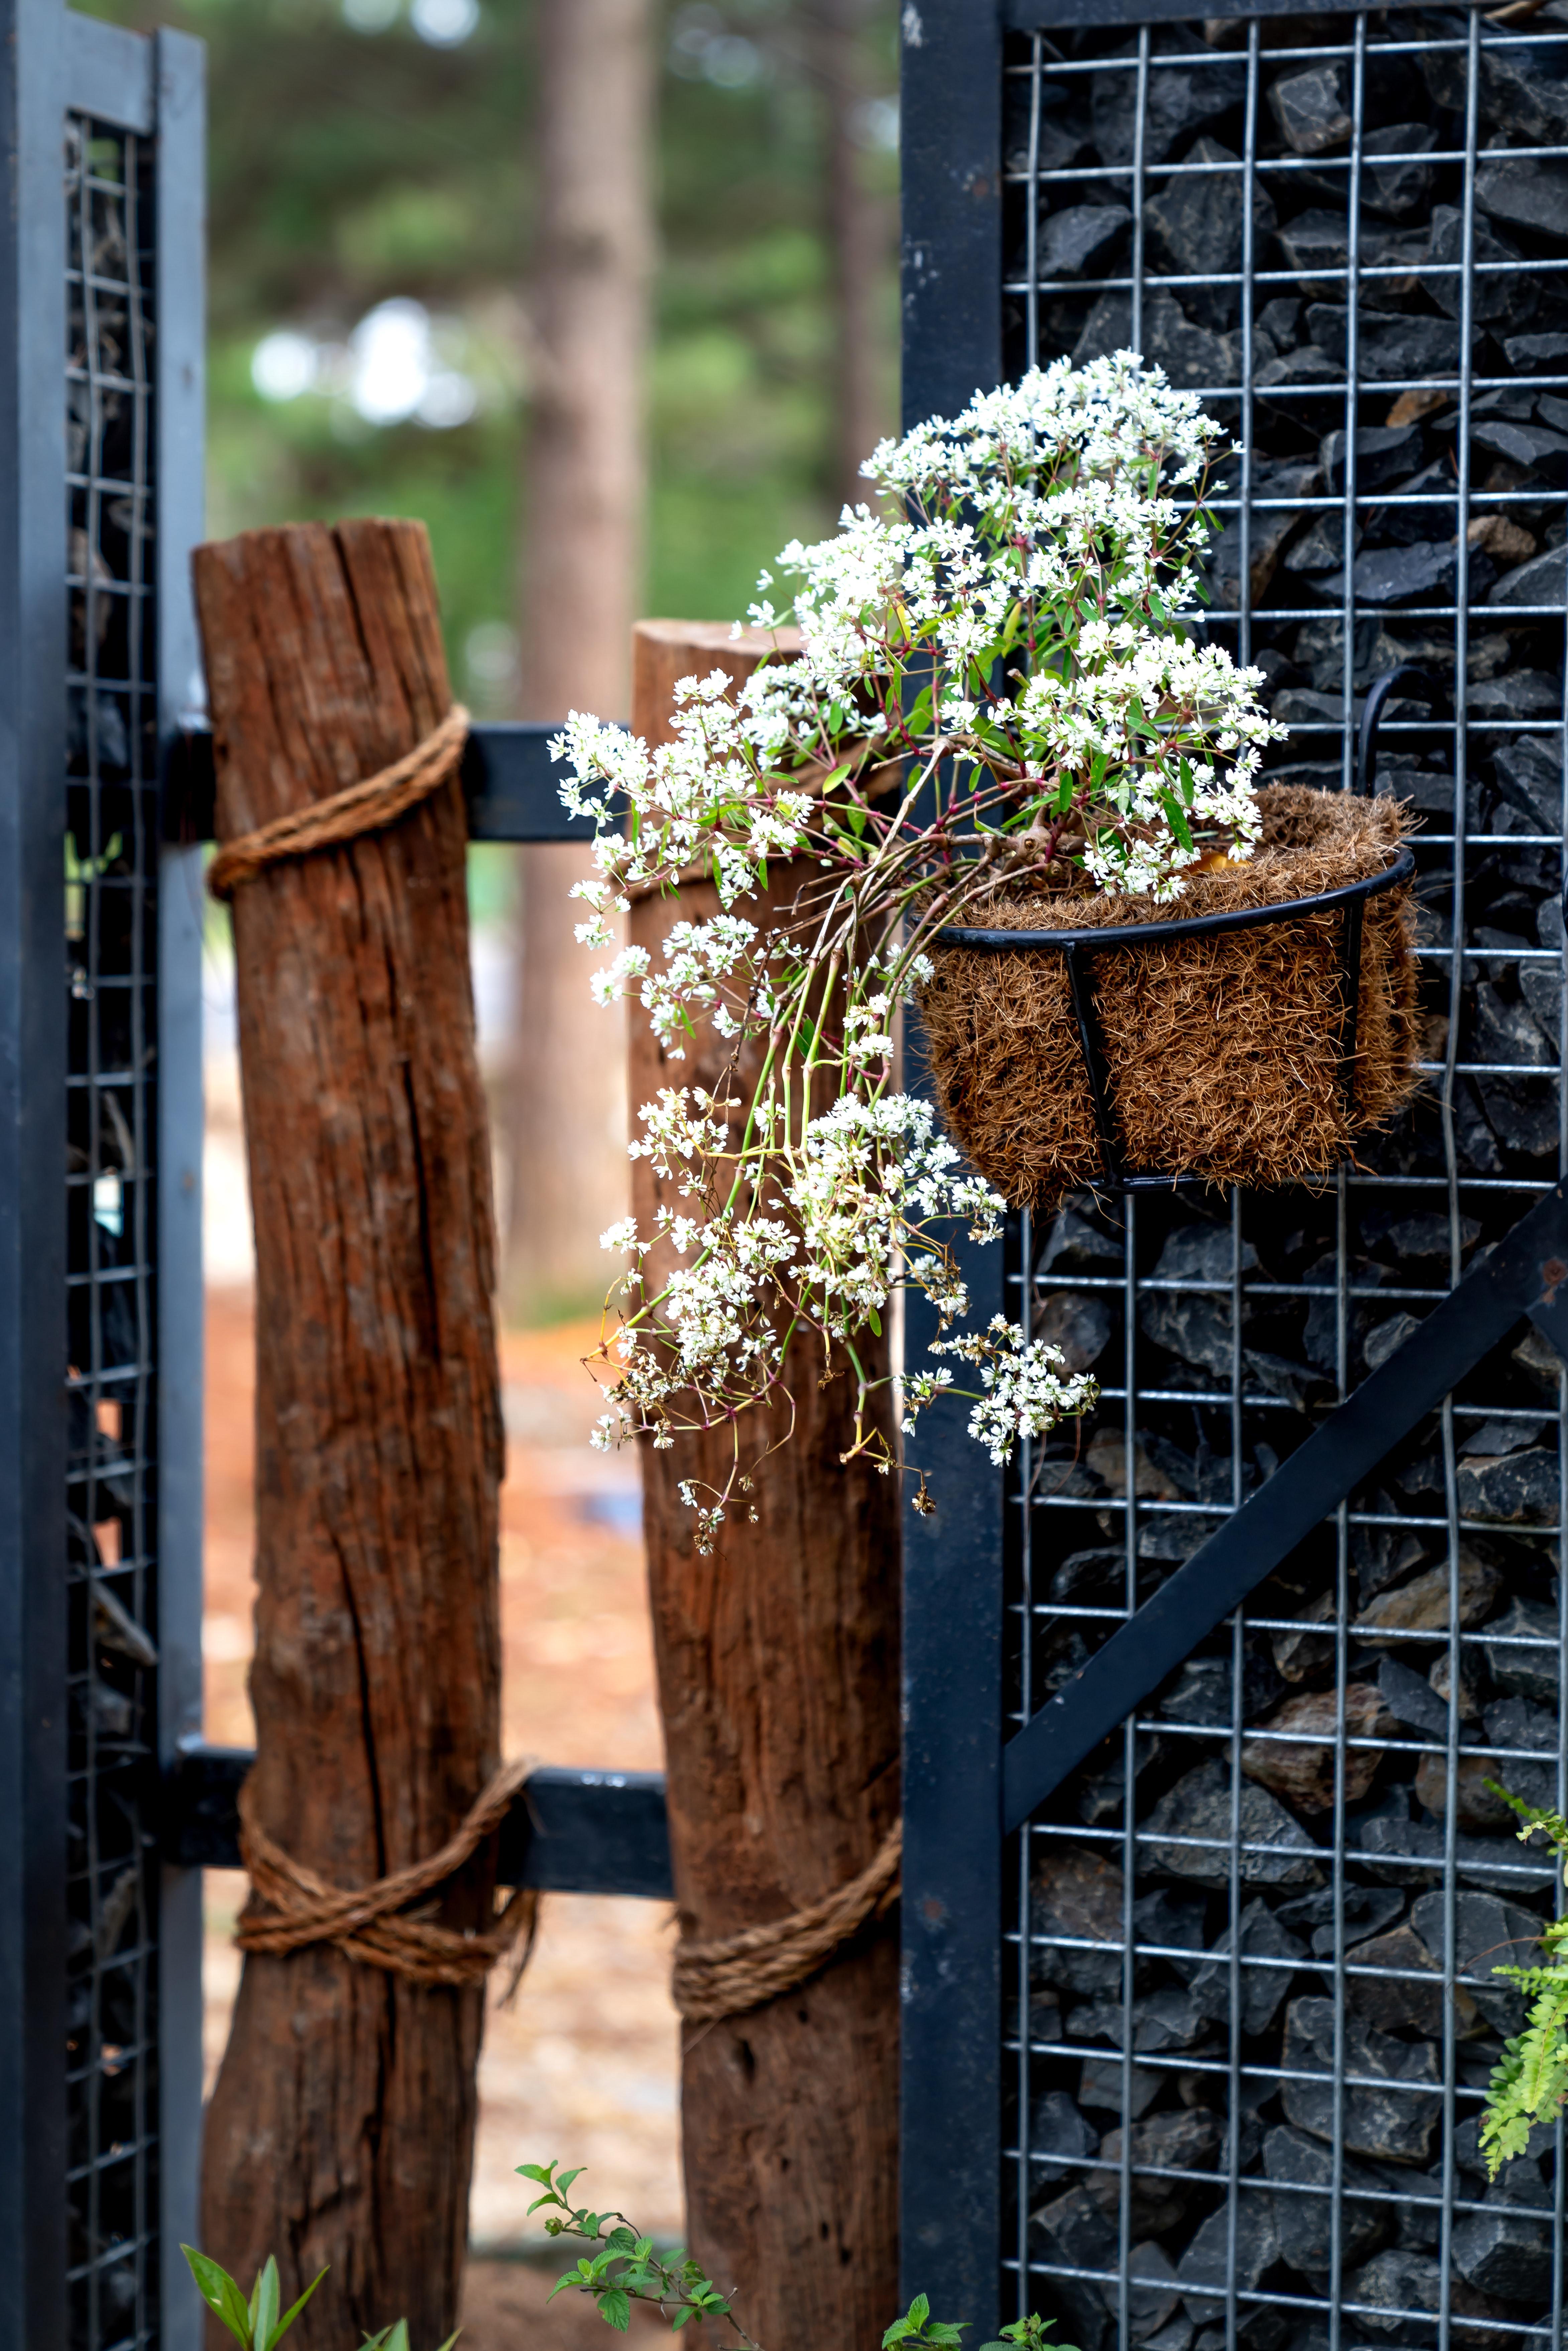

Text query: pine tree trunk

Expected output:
[629,620,901,2351]
[504,0,654,1321]
[194,520,503,2350]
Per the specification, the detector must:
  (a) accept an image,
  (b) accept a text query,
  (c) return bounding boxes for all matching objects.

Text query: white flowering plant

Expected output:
[554,353,1284,1548]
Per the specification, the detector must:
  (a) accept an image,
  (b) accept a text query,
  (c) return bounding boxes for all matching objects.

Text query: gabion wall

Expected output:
[1005,14,1568,2351]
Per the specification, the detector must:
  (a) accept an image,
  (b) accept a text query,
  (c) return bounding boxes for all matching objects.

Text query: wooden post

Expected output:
[630,621,902,2350]
[195,522,503,2348]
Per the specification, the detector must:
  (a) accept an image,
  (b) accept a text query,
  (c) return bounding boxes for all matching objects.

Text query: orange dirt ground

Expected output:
[201,1284,684,2344]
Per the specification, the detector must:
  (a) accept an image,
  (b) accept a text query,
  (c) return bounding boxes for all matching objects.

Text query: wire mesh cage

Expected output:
[997,13,1568,2351]
[64,109,165,2351]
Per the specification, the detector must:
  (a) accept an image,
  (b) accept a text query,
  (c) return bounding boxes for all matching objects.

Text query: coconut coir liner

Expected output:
[919,786,1421,1210]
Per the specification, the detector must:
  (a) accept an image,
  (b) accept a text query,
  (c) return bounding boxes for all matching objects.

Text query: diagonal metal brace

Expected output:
[1002,1177,1568,1836]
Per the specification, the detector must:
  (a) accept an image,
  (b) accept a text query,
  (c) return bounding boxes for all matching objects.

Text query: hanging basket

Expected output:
[918,784,1422,1210]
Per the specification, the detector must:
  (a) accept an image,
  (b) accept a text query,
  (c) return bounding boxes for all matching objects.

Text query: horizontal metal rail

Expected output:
[164,716,592,845]
[159,1745,674,1900]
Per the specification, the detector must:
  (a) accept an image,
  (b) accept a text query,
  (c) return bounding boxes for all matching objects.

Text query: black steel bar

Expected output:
[1061,945,1125,1187]
[1002,1176,1568,1833]
[899,2,1007,2330]
[158,1746,675,1900]
[150,22,207,2347]
[0,3,71,2338]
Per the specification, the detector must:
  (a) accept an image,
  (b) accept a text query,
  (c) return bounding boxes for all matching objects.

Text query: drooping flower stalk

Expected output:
[554,352,1286,1546]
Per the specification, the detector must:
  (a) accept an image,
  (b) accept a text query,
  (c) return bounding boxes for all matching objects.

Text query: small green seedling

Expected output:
[522,2159,1082,2351]
[179,2248,326,2351]
[179,2245,458,2351]
[1478,1783,1568,2176]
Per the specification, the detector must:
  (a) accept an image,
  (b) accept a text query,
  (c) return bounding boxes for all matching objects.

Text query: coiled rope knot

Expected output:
[236,1758,538,1992]
[670,1818,902,2025]
[208,702,471,901]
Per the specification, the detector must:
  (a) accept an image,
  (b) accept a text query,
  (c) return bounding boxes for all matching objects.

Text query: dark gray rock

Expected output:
[1041,204,1131,281]
[1207,458,1325,608]
[1146,139,1274,331]
[1275,1882,1405,1954]
[1519,958,1559,1045]
[1028,2184,1117,2351]
[1374,1654,1451,1740]
[1177,2193,1280,2319]
[1512,1320,1564,1396]
[1304,305,1460,383]
[1039,1207,1123,1276]
[1029,2088,1099,2182]
[1033,1844,1126,1994]
[1091,44,1243,169]
[1364,1313,1422,1374]
[1353,1525,1431,1606]
[1504,328,1568,368]
[1088,2106,1221,2237]
[1456,1445,1559,1526]
[1079,2055,1162,2116]
[1337,540,1457,607]
[1275,213,1427,303]
[1344,2247,1441,2334]
[1269,64,1350,154]
[1363,123,1438,222]
[1471,981,1554,1070]
[1411,1888,1545,2038]
[1361,1211,1481,1270]
[1048,1547,1127,1606]
[1151,1222,1256,1289]
[1425,206,1537,330]
[1269,1590,1336,1685]
[1263,2124,1390,2279]
[1345,1919,1456,2039]
[1280,1997,1442,2164]
[1320,421,1424,494]
[1134,1886,1209,1956]
[1476,152,1568,243]
[1423,16,1568,145]
[1473,417,1568,486]
[1065,1984,1218,2056]
[1415,1747,1517,1832]
[1186,1896,1306,2035]
[1451,2195,1554,2304]
[1493,734,1561,832]
[1488,544,1568,610]
[1156,1657,1233,1727]
[1429,1644,1488,1725]
[1353,1550,1502,1641]
[1139,1289,1233,1380]
[1255,343,1343,391]
[1076,1730,1162,1828]
[1477,1072,1560,1159]
[1144,1759,1325,1890]
[1482,1693,1558,1753]
[1070,290,1238,390]
[1470,668,1563,717]
[1124,2242,1184,2344]
[1036,1290,1113,1373]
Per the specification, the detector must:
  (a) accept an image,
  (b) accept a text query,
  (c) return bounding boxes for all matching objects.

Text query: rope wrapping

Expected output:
[670,1819,902,2025]
[236,1758,538,1992]
[208,702,471,901]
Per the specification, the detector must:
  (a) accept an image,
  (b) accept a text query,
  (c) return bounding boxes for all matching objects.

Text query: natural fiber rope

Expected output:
[236,1757,539,1992]
[208,703,471,901]
[670,1818,901,2025]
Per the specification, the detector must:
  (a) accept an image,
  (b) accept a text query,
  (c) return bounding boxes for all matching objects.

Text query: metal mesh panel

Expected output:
[1005,16,1568,2351]
[65,111,161,2351]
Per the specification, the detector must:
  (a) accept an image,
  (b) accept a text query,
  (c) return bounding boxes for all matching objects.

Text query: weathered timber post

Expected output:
[196,521,504,2348]
[630,620,902,2350]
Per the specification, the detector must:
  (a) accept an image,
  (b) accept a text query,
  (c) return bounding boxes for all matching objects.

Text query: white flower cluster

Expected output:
[930,1317,1100,1467]
[551,352,1275,1532]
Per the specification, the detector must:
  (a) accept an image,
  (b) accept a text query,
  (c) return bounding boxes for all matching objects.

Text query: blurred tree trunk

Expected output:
[504,0,655,1322]
[804,0,888,514]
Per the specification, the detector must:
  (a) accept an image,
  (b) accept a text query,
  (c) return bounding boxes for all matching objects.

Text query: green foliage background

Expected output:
[74,0,899,723]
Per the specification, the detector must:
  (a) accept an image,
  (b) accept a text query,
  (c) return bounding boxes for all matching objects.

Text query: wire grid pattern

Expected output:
[64,113,162,2351]
[1004,18,1568,2351]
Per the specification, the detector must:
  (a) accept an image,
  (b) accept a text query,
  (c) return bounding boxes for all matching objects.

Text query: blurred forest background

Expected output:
[79,0,901,1319]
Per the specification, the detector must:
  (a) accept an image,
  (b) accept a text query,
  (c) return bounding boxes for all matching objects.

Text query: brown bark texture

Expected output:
[505,0,655,1319]
[195,520,504,2350]
[630,620,902,2351]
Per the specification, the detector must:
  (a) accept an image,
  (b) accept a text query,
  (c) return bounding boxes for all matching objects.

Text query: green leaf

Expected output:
[867,1305,883,1337]
[434,2333,463,2350]
[557,2169,584,2198]
[516,2163,555,2185]
[545,2278,579,2305]
[181,2249,255,2348]
[597,2288,632,2333]
[671,2309,695,2329]
[266,2266,327,2349]
[250,2258,279,2351]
